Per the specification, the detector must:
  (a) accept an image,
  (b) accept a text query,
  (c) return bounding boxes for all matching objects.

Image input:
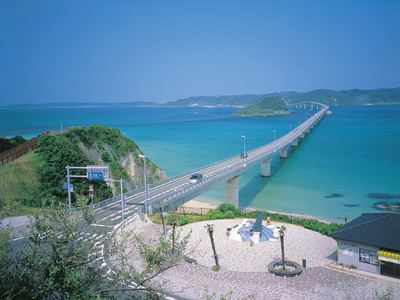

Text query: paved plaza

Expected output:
[116,216,400,300]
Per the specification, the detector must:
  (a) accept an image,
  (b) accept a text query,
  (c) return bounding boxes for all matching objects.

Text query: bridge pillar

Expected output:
[291,139,299,147]
[300,132,306,139]
[261,158,272,177]
[306,128,311,133]
[225,175,240,207]
[280,147,288,159]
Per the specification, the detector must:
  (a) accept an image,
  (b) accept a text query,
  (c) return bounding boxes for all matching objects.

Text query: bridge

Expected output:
[10,102,329,263]
[92,102,330,221]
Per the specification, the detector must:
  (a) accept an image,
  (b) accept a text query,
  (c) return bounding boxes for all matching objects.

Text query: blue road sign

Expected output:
[87,171,104,180]
[63,182,74,192]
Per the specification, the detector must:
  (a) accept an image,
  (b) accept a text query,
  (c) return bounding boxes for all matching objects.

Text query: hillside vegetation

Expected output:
[235,96,289,116]
[165,87,400,107]
[0,125,166,216]
[0,152,45,215]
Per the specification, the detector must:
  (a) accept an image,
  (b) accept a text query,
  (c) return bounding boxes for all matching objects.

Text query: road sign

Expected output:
[87,171,104,180]
[86,165,109,181]
[63,182,74,192]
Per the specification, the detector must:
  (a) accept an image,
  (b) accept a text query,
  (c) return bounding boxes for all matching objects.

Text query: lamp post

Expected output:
[241,135,246,156]
[139,154,148,214]
[273,130,276,142]
[120,179,125,223]
[289,125,292,132]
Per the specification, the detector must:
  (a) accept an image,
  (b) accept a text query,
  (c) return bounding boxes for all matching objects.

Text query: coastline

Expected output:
[233,111,290,117]
[181,197,333,224]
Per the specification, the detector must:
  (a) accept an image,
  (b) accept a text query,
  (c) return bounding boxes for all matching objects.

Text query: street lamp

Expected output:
[120,179,125,222]
[289,125,292,132]
[138,154,148,214]
[272,130,276,142]
[241,135,246,158]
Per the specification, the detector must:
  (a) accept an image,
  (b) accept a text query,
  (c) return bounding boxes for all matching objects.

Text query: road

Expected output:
[93,102,329,218]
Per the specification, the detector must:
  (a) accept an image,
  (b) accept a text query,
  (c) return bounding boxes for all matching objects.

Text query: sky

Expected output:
[1,0,399,104]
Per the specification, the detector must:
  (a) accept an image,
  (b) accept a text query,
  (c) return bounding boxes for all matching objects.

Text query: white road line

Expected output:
[91,223,114,228]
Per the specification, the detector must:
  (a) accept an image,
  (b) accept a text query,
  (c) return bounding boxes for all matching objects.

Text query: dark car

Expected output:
[189,173,203,184]
[240,153,248,159]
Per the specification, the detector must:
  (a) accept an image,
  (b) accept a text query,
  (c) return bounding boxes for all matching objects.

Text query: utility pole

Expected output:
[139,154,148,214]
[66,165,72,211]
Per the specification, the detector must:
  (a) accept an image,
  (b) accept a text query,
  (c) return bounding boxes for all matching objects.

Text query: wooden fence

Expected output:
[0,137,37,166]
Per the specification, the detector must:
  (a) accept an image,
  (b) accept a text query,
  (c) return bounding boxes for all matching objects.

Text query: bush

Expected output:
[217,203,238,214]
[303,219,341,235]
[207,209,235,220]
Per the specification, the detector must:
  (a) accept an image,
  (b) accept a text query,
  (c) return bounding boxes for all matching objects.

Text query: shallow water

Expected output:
[1,104,399,221]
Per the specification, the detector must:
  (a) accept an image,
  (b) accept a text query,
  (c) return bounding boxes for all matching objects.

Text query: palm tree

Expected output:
[278,226,287,270]
[206,224,220,271]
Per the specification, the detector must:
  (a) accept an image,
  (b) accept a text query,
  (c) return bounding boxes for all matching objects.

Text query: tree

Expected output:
[0,209,104,299]
[1,208,191,299]
[206,224,220,271]
[104,218,191,299]
[278,226,287,270]
[166,213,184,253]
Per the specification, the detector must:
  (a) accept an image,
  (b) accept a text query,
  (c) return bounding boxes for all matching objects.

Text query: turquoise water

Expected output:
[1,105,399,221]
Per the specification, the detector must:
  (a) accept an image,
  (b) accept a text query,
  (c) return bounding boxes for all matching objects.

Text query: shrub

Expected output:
[217,204,238,213]
[302,219,341,235]
[207,209,235,220]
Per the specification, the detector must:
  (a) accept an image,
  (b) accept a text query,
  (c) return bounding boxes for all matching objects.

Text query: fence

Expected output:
[0,137,37,166]
[175,206,212,216]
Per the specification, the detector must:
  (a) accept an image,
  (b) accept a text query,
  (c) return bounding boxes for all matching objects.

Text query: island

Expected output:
[234,96,289,116]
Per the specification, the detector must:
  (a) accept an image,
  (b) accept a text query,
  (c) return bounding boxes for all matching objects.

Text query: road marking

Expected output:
[91,223,114,228]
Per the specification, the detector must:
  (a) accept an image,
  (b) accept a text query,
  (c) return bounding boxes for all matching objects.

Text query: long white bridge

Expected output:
[93,102,330,217]
[11,102,329,253]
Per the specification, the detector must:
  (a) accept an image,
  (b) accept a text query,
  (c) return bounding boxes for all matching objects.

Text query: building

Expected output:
[330,213,400,279]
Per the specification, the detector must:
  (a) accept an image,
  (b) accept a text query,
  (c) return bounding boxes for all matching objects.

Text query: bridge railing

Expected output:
[70,103,328,212]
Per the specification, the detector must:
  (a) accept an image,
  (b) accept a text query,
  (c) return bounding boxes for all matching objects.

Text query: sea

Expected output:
[1,104,399,221]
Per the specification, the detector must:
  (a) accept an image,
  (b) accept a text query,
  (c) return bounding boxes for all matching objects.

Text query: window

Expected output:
[359,248,378,265]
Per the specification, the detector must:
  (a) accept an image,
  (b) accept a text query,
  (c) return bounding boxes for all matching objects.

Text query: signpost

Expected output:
[65,164,125,223]
[66,165,109,211]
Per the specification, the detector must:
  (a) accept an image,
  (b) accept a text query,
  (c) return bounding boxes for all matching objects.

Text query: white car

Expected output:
[189,173,203,184]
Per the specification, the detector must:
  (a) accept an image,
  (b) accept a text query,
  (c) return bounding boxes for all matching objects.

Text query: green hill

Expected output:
[165,87,400,107]
[0,152,45,216]
[235,96,289,116]
[0,125,166,216]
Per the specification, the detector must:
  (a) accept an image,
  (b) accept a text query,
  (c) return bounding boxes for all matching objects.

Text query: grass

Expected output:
[0,152,46,216]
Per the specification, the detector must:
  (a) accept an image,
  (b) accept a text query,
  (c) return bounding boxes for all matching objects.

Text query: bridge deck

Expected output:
[91,103,329,213]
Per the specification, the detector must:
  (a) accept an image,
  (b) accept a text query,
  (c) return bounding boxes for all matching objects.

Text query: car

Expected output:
[240,153,248,159]
[189,173,203,184]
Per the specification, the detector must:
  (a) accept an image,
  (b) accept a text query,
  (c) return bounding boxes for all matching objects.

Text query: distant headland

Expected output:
[2,87,400,109]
